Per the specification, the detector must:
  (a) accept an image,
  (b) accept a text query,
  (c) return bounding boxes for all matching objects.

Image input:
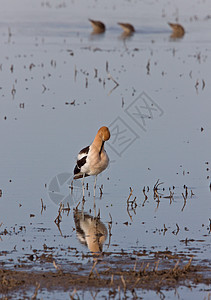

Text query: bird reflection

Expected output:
[89,19,106,35]
[168,23,185,39]
[119,31,134,40]
[74,210,107,258]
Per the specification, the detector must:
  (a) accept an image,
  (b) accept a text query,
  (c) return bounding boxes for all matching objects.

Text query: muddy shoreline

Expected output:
[1,256,210,298]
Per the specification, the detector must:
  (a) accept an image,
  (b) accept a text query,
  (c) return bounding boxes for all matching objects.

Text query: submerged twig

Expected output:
[163,224,168,235]
[172,223,180,235]
[106,61,109,73]
[142,187,148,206]
[163,189,174,204]
[40,198,46,214]
[31,282,40,300]
[127,187,137,214]
[127,187,133,203]
[42,84,47,93]
[54,203,64,236]
[172,259,180,272]
[107,73,119,86]
[70,288,78,300]
[11,84,16,99]
[89,261,98,278]
[181,192,187,212]
[183,257,193,271]
[153,260,160,272]
[106,213,113,249]
[107,72,119,96]
[74,65,77,82]
[121,275,126,291]
[110,274,114,285]
[53,260,62,273]
[146,59,150,75]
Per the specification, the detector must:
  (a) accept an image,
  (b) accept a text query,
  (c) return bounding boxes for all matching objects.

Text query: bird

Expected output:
[74,210,107,259]
[168,23,185,38]
[73,126,110,198]
[88,19,106,34]
[117,22,135,35]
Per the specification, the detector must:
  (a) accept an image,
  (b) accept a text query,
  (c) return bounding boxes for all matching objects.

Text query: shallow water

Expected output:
[0,0,211,298]
[9,284,211,300]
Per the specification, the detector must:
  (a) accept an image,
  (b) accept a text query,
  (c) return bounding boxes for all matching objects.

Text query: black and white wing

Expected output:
[73,146,90,179]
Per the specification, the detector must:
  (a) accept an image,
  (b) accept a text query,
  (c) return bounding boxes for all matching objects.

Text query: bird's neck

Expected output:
[99,141,105,155]
[92,136,104,154]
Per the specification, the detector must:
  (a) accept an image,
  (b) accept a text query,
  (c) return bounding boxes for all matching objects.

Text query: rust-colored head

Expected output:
[98,126,110,141]
[168,23,185,35]
[89,19,106,34]
[118,22,135,34]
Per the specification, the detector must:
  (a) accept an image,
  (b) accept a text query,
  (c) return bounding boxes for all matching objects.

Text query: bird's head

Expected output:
[98,126,110,141]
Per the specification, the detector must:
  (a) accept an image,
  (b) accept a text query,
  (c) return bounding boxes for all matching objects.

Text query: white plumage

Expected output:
[73,126,110,197]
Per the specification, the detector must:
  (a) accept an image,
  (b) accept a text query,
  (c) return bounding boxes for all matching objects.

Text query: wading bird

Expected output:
[117,22,135,35]
[168,23,185,38]
[89,19,106,34]
[74,126,110,198]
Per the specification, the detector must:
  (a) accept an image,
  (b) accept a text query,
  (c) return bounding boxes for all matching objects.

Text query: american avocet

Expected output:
[73,126,110,197]
[88,19,106,34]
[74,210,107,258]
[168,23,185,38]
[117,22,135,35]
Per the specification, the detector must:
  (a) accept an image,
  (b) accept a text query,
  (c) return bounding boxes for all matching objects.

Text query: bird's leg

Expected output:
[93,200,96,217]
[93,175,97,198]
[81,201,85,218]
[82,174,85,200]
